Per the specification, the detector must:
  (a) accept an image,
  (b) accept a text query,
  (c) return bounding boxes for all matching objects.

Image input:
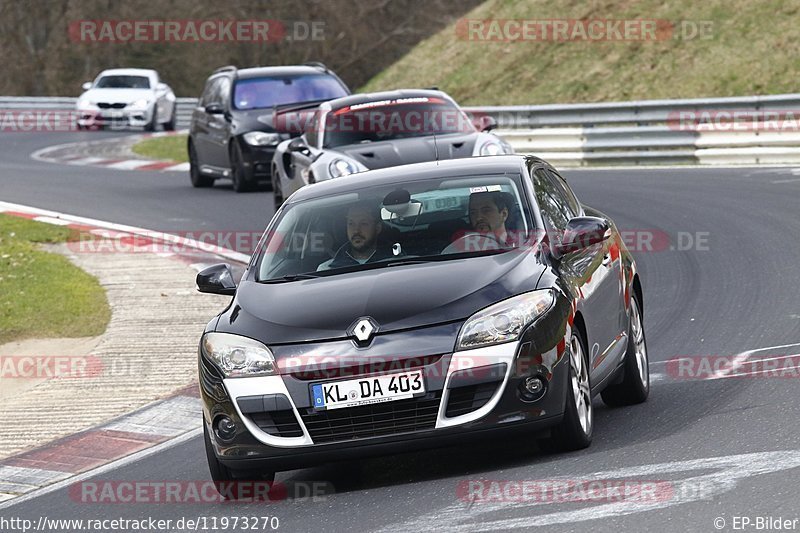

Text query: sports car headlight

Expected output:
[457,290,555,350]
[243,131,280,146]
[129,99,150,109]
[77,97,94,109]
[480,141,504,156]
[202,332,277,378]
[329,158,359,178]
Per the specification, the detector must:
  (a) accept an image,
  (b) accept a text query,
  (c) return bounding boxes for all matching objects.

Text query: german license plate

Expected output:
[311,370,425,410]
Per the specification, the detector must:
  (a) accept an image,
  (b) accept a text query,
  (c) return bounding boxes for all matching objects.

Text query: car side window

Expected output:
[532,168,573,245]
[217,78,231,109]
[199,79,217,107]
[546,169,581,217]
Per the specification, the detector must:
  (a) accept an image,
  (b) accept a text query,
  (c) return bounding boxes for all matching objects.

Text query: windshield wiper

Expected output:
[260,273,322,284]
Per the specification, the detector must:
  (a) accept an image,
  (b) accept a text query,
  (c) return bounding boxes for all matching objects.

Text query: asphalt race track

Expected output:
[3,131,800,532]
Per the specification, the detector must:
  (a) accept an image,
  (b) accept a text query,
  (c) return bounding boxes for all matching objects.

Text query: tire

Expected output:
[231,144,253,193]
[204,422,275,500]
[189,141,214,188]
[542,328,593,452]
[145,105,157,132]
[164,105,176,131]
[272,163,284,209]
[601,293,649,406]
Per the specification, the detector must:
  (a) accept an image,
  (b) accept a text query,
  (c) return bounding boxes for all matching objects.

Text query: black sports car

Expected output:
[196,155,648,493]
[270,89,512,206]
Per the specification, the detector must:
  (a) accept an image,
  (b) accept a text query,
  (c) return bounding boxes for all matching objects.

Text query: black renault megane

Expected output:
[196,155,648,488]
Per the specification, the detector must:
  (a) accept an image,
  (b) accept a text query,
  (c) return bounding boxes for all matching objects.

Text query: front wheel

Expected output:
[601,294,649,406]
[145,105,157,132]
[541,328,593,452]
[189,141,214,188]
[164,105,176,131]
[231,144,253,193]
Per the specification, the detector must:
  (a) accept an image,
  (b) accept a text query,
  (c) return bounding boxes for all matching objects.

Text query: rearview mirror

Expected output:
[81,81,92,91]
[204,103,225,115]
[473,115,498,132]
[557,216,610,255]
[287,137,308,153]
[196,263,237,296]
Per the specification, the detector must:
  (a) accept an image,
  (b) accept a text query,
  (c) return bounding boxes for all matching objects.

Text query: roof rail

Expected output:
[304,61,329,72]
[213,65,237,75]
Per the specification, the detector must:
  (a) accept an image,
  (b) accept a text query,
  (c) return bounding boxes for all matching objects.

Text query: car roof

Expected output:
[232,65,333,80]
[97,68,157,77]
[322,89,452,111]
[287,155,547,204]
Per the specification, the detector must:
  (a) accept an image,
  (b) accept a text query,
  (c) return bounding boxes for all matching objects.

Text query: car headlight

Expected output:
[479,141,505,156]
[243,131,281,146]
[202,332,277,378]
[456,290,555,350]
[77,98,94,109]
[129,99,150,109]
[329,158,360,178]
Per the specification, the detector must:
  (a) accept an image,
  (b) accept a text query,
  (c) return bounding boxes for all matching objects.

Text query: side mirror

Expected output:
[557,216,610,255]
[473,115,497,132]
[196,263,237,296]
[287,137,308,153]
[204,102,225,115]
[81,81,92,91]
[156,82,168,92]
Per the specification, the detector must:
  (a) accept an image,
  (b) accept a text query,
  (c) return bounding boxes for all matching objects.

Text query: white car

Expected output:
[76,68,177,131]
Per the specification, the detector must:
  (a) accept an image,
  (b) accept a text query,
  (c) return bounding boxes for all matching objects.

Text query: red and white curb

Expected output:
[30,130,190,172]
[0,394,199,496]
[0,393,202,508]
[0,200,253,508]
[0,200,250,265]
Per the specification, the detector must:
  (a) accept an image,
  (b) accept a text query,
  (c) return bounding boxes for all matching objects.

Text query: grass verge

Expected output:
[0,215,110,344]
[131,134,189,163]
[361,0,800,105]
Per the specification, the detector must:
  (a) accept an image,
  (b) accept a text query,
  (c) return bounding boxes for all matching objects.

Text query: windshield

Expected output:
[232,74,348,110]
[322,97,474,148]
[95,75,151,89]
[255,174,536,282]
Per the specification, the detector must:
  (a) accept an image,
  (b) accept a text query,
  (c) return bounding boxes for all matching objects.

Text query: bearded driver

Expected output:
[318,202,391,271]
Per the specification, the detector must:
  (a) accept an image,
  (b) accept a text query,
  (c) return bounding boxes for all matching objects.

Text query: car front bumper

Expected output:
[200,322,571,473]
[76,106,154,128]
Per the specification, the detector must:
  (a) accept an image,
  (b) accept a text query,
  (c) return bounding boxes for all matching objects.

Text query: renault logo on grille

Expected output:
[348,317,379,345]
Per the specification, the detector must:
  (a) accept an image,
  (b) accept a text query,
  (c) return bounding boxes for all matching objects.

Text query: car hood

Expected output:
[81,88,153,104]
[232,108,314,136]
[335,133,479,170]
[216,250,545,345]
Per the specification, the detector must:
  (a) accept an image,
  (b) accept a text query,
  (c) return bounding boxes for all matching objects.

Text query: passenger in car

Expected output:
[467,191,512,245]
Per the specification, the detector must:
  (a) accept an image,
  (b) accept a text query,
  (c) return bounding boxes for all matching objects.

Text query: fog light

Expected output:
[215,416,237,441]
[519,375,547,402]
[524,377,544,394]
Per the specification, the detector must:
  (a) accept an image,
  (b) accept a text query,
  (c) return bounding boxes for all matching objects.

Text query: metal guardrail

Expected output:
[5,94,800,165]
[464,94,800,165]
